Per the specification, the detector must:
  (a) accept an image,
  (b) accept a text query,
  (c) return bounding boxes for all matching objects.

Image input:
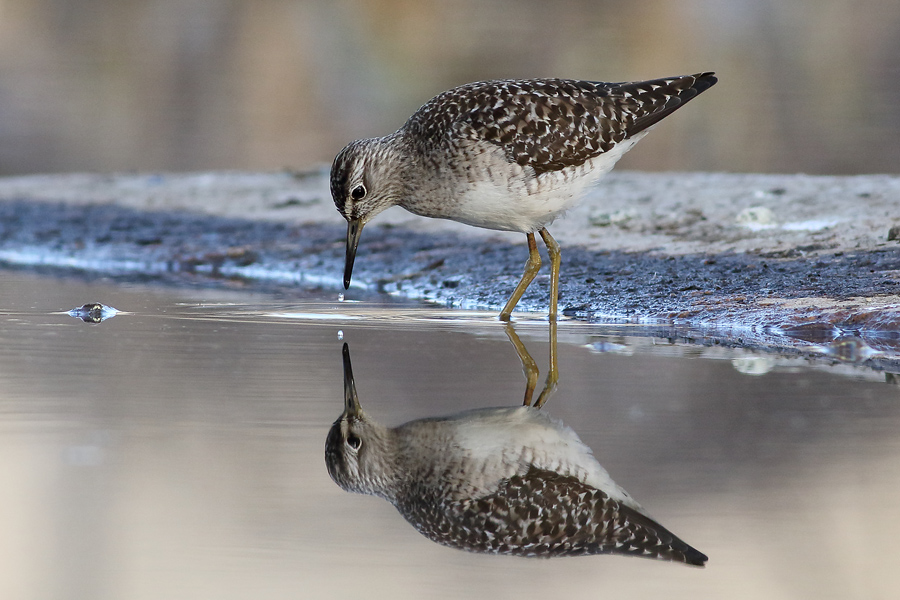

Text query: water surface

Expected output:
[1,270,898,599]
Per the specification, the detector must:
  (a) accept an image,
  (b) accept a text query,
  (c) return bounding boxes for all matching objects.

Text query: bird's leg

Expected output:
[503,322,539,406]
[499,232,541,321]
[538,228,561,321]
[533,319,558,409]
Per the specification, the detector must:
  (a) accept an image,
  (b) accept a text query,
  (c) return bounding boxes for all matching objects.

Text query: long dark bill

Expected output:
[342,343,362,417]
[344,218,364,289]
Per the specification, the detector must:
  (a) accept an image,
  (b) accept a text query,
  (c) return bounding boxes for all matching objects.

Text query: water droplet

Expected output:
[338,293,344,302]
[337,330,344,340]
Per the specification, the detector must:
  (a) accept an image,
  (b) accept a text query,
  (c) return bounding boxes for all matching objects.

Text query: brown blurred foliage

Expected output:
[0,0,898,175]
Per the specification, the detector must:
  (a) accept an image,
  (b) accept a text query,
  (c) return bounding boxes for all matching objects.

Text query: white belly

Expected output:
[426,136,646,233]
[435,406,644,512]
[451,175,585,232]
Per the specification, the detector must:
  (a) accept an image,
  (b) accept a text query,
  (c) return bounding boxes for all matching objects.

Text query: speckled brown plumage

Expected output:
[401,74,716,176]
[398,465,706,563]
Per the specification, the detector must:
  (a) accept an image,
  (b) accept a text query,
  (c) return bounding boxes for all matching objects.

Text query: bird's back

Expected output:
[397,464,707,564]
[402,73,717,176]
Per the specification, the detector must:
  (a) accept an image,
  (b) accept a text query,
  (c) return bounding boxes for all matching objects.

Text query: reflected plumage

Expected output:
[325,344,707,565]
[330,73,717,319]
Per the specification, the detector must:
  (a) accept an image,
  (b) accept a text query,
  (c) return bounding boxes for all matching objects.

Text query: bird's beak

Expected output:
[344,218,364,289]
[342,343,362,418]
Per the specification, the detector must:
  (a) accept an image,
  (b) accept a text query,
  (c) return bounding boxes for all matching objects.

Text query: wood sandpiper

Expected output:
[331,73,717,320]
[325,343,708,565]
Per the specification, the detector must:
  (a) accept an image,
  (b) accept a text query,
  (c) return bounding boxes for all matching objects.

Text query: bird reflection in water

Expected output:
[325,325,707,566]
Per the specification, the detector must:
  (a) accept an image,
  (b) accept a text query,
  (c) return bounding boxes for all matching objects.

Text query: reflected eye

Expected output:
[351,185,366,200]
[347,434,361,450]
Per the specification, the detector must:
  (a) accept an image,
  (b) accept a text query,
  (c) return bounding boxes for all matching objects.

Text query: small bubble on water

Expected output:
[337,293,344,302]
[337,330,344,340]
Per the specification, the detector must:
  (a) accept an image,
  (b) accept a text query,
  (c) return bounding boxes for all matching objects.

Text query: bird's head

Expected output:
[330,137,404,289]
[325,344,398,499]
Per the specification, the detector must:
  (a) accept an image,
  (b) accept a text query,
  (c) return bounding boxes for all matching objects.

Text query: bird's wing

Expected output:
[404,74,716,176]
[445,467,707,564]
[611,72,718,138]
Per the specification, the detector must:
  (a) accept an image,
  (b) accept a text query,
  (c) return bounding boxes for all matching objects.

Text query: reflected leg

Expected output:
[538,228,561,321]
[533,318,558,409]
[504,323,539,406]
[500,232,541,322]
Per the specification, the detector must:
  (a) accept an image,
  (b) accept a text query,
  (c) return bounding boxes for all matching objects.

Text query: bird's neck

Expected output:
[366,132,423,209]
[359,425,406,501]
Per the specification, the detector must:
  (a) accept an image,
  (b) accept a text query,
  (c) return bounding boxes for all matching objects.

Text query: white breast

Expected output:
[442,406,644,511]
[437,135,647,233]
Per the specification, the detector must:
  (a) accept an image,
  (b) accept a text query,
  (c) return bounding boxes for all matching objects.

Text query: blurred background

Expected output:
[0,0,898,176]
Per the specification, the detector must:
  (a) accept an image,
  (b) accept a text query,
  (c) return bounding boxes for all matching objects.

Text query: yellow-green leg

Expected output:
[499,232,541,321]
[533,318,558,409]
[538,228,561,322]
[504,323,539,407]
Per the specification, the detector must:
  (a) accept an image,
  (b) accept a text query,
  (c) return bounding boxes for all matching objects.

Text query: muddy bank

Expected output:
[1,170,900,365]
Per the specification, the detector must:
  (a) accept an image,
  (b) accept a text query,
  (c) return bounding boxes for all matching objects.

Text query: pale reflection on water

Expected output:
[1,270,899,599]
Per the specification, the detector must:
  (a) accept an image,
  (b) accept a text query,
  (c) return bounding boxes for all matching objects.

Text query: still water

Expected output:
[1,270,898,599]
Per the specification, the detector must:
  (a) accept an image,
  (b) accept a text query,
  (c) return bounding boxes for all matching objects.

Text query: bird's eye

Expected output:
[347,434,361,450]
[350,185,366,200]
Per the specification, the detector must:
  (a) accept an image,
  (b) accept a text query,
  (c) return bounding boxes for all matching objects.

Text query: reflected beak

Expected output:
[342,343,362,418]
[344,218,364,289]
